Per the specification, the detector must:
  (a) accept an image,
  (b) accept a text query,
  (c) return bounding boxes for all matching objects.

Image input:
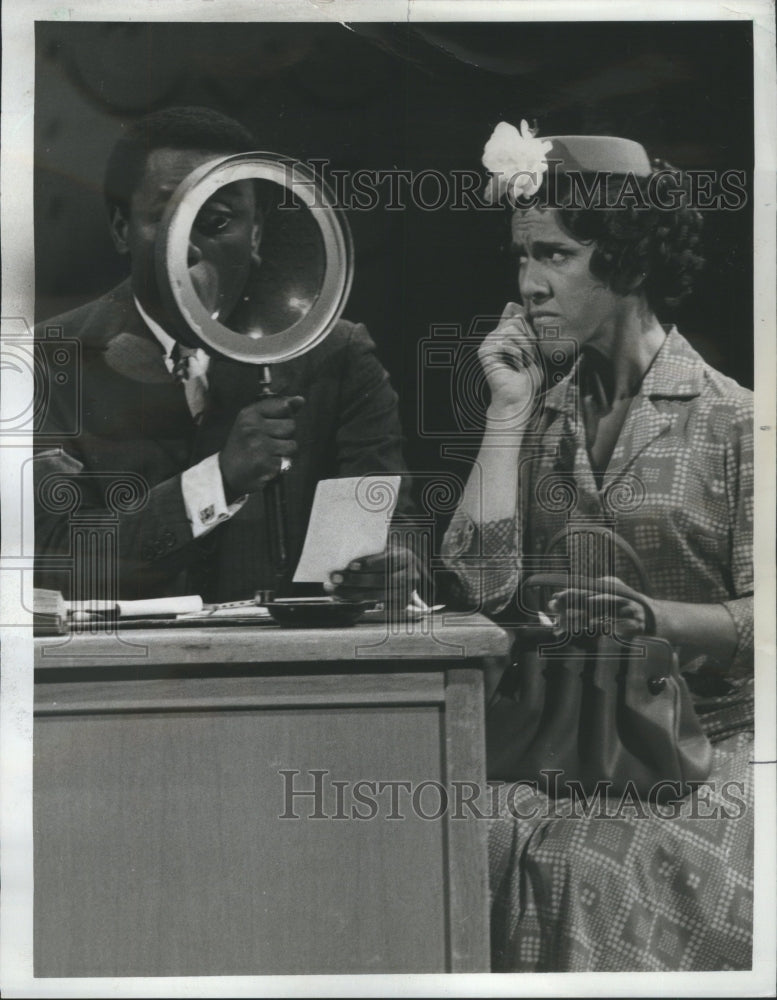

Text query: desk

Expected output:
[34,612,509,976]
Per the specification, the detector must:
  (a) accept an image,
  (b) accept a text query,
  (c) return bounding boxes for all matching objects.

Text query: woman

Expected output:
[442,123,753,971]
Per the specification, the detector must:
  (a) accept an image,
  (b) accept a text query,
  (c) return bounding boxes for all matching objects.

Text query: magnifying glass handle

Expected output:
[259,365,290,596]
[258,364,274,397]
[266,477,289,595]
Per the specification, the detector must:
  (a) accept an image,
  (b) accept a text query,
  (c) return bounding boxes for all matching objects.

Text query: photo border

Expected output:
[2,1,775,996]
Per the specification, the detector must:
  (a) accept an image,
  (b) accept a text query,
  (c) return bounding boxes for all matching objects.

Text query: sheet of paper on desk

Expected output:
[293,475,401,583]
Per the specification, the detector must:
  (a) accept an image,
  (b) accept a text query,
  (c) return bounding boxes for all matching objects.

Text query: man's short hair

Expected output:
[104,106,256,215]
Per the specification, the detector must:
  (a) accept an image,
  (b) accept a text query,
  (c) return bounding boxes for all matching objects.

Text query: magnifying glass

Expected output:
[155,152,354,594]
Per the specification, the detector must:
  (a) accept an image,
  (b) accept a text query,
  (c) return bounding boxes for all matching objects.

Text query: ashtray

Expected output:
[263,597,374,628]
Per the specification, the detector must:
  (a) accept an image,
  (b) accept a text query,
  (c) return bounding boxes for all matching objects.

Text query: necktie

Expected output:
[171,342,209,422]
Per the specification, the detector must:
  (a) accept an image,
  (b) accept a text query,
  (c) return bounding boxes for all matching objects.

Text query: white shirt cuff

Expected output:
[181,453,247,538]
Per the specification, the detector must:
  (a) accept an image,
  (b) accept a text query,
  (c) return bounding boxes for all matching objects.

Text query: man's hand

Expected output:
[328,543,422,607]
[479,301,542,416]
[547,575,655,638]
[219,395,304,499]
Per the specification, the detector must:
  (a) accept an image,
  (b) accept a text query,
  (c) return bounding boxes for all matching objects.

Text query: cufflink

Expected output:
[199,504,216,525]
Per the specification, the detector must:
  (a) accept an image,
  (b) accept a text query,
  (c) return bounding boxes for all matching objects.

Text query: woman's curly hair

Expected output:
[526,160,705,312]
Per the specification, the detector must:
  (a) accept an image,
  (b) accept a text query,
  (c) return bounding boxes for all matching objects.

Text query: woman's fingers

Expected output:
[547,587,648,635]
[478,301,543,409]
[480,313,539,369]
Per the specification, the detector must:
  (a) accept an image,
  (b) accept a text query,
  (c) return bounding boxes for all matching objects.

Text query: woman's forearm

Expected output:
[442,305,542,610]
[457,403,529,525]
[652,599,739,664]
[442,403,531,612]
[549,581,747,671]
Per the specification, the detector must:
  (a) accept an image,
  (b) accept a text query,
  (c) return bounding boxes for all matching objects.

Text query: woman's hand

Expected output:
[546,575,741,665]
[547,575,655,638]
[479,301,542,415]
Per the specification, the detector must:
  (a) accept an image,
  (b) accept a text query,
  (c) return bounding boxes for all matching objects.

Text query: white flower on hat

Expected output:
[482,120,553,203]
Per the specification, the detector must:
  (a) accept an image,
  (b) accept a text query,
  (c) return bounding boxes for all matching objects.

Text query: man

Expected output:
[35,106,418,603]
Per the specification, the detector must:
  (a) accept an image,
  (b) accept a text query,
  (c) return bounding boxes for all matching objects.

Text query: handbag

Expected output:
[486,526,714,801]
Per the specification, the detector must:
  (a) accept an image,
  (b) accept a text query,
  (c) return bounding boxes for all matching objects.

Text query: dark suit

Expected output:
[35,281,412,601]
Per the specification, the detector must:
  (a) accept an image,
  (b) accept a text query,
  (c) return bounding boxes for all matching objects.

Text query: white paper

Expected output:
[66,595,204,617]
[293,475,401,583]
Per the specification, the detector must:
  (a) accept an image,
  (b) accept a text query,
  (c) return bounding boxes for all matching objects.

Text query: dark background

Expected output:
[35,20,754,484]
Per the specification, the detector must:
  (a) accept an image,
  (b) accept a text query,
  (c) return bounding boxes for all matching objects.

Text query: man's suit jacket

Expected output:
[35,281,411,601]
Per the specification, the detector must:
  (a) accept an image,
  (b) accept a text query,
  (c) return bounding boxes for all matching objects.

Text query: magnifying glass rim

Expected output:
[156,151,353,364]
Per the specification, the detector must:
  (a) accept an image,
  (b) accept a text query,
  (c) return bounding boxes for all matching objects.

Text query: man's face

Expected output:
[511,207,627,356]
[112,146,259,326]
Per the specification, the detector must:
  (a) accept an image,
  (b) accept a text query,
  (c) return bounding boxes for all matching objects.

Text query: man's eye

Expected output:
[193,211,232,236]
[548,251,568,264]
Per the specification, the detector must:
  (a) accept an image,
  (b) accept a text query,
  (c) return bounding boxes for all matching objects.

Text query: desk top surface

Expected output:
[35,611,510,670]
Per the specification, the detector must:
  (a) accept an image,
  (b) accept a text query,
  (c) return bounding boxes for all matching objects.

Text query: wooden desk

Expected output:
[34,613,509,977]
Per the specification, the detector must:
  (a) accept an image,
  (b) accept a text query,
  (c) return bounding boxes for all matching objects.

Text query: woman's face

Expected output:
[511,207,627,355]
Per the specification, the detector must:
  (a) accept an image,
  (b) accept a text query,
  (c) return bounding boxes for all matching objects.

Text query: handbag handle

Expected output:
[522,524,657,634]
[543,523,653,596]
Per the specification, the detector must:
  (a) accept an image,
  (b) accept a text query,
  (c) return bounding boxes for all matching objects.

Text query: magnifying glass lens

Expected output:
[223,182,326,337]
[157,152,352,364]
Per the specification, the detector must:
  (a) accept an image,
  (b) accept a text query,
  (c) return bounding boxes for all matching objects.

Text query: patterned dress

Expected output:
[443,329,754,971]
